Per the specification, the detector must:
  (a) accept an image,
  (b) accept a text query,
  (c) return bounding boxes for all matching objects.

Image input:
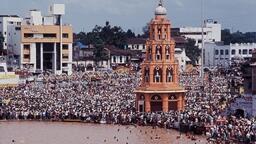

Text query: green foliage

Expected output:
[75,21,135,48]
[222,29,256,45]
[185,39,201,65]
[93,36,109,64]
[138,23,149,38]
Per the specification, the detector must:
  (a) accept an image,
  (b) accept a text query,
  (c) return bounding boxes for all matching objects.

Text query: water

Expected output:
[0,121,207,144]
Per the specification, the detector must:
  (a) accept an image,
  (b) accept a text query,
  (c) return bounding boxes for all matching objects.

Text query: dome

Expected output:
[155,2,167,15]
[155,6,167,15]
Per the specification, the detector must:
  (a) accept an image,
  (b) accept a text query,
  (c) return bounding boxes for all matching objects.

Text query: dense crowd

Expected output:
[0,66,256,143]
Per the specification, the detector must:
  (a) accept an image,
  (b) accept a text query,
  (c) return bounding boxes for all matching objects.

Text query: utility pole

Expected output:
[201,0,205,81]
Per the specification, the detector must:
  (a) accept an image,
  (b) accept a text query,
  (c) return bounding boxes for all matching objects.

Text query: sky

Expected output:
[0,0,255,34]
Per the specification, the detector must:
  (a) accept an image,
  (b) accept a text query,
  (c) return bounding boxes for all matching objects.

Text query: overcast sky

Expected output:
[0,0,255,34]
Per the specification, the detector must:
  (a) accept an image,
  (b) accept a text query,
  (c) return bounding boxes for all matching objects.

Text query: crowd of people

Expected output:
[0,66,256,143]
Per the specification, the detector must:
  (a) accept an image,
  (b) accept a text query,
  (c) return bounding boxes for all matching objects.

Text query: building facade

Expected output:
[204,42,256,68]
[0,15,22,50]
[172,19,221,48]
[18,4,73,75]
[229,50,256,117]
[126,38,147,53]
[135,1,185,113]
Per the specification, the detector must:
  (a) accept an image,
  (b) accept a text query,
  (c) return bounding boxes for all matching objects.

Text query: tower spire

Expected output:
[159,0,163,6]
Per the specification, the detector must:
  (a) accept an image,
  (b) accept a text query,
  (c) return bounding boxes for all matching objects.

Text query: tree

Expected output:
[74,21,129,48]
[185,39,201,65]
[126,29,136,38]
[138,23,150,38]
[221,29,256,45]
[93,36,109,66]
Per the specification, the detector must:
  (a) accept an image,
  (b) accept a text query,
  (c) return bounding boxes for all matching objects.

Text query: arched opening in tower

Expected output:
[150,95,163,112]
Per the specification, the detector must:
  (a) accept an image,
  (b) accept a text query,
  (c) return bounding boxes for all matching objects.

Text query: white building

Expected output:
[204,42,256,68]
[175,19,221,48]
[0,15,22,50]
[175,48,190,72]
[126,38,147,53]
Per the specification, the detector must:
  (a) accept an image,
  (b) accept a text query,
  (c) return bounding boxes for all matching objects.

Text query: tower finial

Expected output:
[159,0,163,6]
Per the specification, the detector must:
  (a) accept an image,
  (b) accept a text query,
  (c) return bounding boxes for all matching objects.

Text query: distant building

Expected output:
[173,36,190,71]
[230,50,256,117]
[172,19,221,48]
[73,42,110,71]
[126,38,147,53]
[7,4,73,75]
[0,15,22,50]
[204,42,256,68]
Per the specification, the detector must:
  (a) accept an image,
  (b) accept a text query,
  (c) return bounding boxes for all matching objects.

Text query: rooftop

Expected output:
[0,15,19,18]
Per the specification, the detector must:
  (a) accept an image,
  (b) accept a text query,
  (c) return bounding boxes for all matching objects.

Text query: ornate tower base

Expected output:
[135,0,186,113]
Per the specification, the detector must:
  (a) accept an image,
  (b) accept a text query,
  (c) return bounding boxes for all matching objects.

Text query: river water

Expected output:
[0,121,207,144]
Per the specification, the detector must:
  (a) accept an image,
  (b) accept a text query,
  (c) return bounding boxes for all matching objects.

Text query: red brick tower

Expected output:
[135,0,185,112]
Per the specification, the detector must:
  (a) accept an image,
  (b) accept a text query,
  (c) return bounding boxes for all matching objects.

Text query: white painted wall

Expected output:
[179,20,221,48]
[111,55,129,64]
[127,44,146,53]
[174,48,189,72]
[204,42,256,68]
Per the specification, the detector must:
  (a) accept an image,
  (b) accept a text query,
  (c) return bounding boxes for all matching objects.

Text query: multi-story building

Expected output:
[14,4,73,75]
[135,1,185,112]
[172,19,221,48]
[0,15,22,50]
[204,42,256,68]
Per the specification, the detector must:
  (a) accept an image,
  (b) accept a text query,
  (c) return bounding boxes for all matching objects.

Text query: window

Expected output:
[137,45,139,50]
[113,56,116,63]
[143,45,145,49]
[166,67,173,82]
[24,54,30,59]
[63,44,68,50]
[249,49,253,54]
[62,55,69,59]
[24,44,30,49]
[166,46,170,60]
[62,33,69,38]
[231,50,236,55]
[62,63,68,67]
[225,50,229,55]
[239,49,241,54]
[144,67,150,82]
[120,56,123,63]
[156,46,162,60]
[15,27,21,31]
[0,66,5,72]
[220,50,224,55]
[215,50,219,55]
[24,33,33,38]
[243,49,248,55]
[154,67,162,83]
[43,33,56,38]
